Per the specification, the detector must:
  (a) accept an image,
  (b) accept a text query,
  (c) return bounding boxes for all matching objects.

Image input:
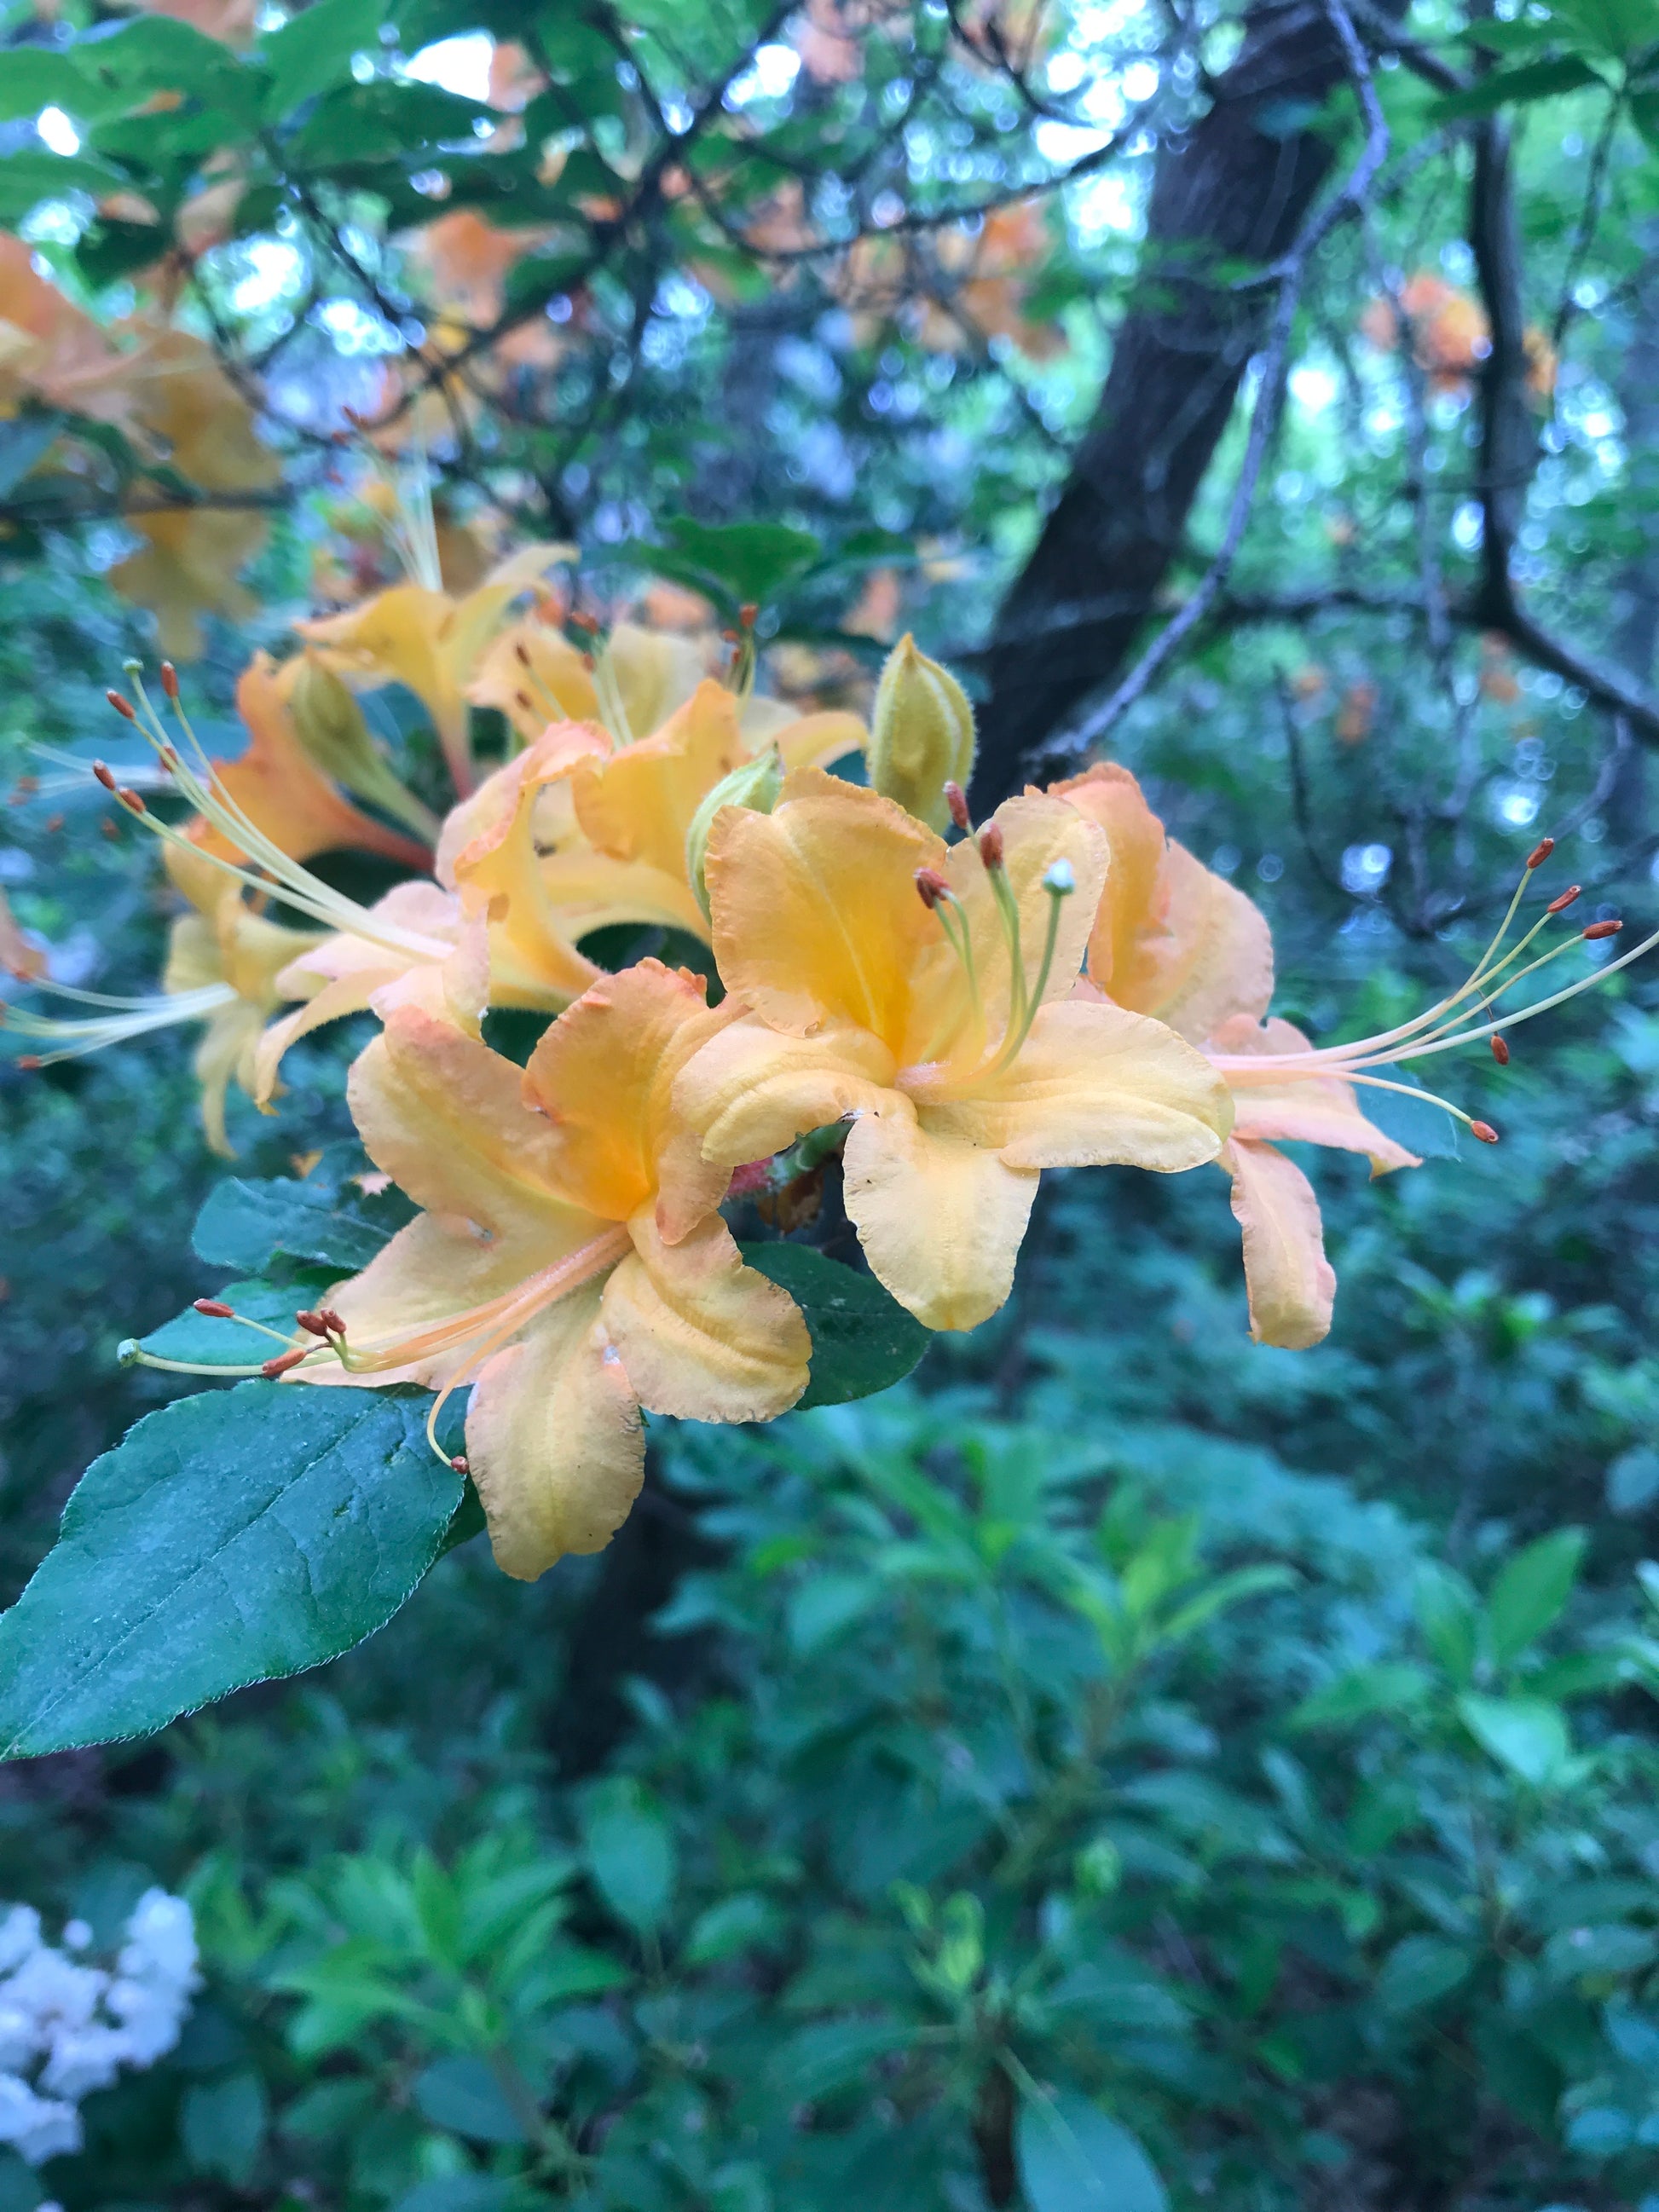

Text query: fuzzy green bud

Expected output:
[685,747,784,919]
[285,654,441,844]
[869,633,976,833]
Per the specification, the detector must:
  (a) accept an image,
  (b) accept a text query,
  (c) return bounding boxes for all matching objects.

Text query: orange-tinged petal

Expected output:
[466,1285,643,1579]
[841,1098,1038,1331]
[188,655,432,875]
[916,996,1232,1170]
[523,958,734,1239]
[601,1208,810,1421]
[1212,1014,1419,1174]
[573,679,747,880]
[673,1014,898,1168]
[348,1005,590,1265]
[706,768,943,1044]
[1223,1137,1336,1349]
[1055,761,1274,1042]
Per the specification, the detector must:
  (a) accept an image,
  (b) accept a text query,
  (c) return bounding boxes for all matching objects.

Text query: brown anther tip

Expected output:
[92,759,118,790]
[319,1309,345,1335]
[1526,836,1555,869]
[449,1455,469,1475]
[978,822,1005,869]
[1489,1036,1510,1066]
[1546,884,1582,914]
[569,610,600,635]
[720,627,739,644]
[515,690,535,712]
[914,865,949,910]
[106,690,136,720]
[514,640,532,666]
[294,1309,332,1337]
[944,781,970,832]
[1471,1119,1500,1145]
[116,787,145,815]
[738,601,759,626]
[159,744,179,771]
[159,661,179,700]
[261,1347,309,1379]
[16,1054,41,1071]
[1584,918,1622,940]
[11,775,38,796]
[193,1298,235,1318]
[43,812,63,834]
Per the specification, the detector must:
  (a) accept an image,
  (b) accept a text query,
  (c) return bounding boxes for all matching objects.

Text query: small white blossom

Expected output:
[0,2073,80,2163]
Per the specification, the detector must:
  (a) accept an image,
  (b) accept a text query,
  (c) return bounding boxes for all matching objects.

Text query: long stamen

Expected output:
[569,615,633,748]
[991,860,1074,1073]
[3,982,237,1064]
[916,867,983,1025]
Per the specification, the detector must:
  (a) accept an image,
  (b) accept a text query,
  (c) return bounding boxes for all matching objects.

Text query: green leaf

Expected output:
[742,1245,930,1407]
[193,1162,408,1273]
[0,1383,461,1759]
[394,2182,518,2212]
[136,1279,316,1369]
[1015,2090,1169,2212]
[259,0,384,115]
[581,1779,677,1935]
[0,413,64,500]
[1375,1935,1473,2013]
[1429,55,1603,121]
[1484,1527,1585,1666]
[1357,1066,1459,1158]
[1414,1562,1480,1685]
[1456,1693,1572,1787]
[765,2019,918,2102]
[0,151,129,227]
[503,249,592,321]
[180,2071,269,2185]
[413,2054,527,2146]
[1290,1660,1434,1730]
[622,517,823,615]
[0,52,108,124]
[683,1891,784,1965]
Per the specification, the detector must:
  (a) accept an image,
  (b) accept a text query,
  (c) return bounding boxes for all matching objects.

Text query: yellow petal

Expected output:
[673,1014,898,1168]
[441,544,576,706]
[1223,1138,1335,1349]
[573,679,747,881]
[523,958,734,1239]
[706,767,943,1044]
[600,1209,810,1420]
[1212,1014,1420,1175]
[766,707,869,773]
[918,996,1232,1170]
[192,998,262,1158]
[608,621,713,738]
[841,1098,1038,1331]
[468,621,599,740]
[1055,762,1274,1041]
[442,724,610,1006]
[348,1005,591,1264]
[467,1285,645,1580]
[299,585,467,781]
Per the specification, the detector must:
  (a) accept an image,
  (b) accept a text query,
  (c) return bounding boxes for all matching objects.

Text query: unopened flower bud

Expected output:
[685,748,784,919]
[870,634,976,833]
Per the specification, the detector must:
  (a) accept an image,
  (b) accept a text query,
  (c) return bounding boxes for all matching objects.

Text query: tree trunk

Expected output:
[971,0,1398,811]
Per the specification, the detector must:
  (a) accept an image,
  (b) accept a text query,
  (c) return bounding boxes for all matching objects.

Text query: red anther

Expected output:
[319,1308,345,1335]
[1489,1036,1510,1066]
[1470,1119,1500,1145]
[159,744,179,771]
[116,787,145,815]
[449,1455,470,1475]
[193,1298,235,1318]
[1526,836,1555,869]
[1584,918,1622,940]
[944,781,970,832]
[738,601,759,627]
[16,1054,41,1071]
[92,759,118,790]
[261,1347,309,1379]
[978,821,1005,869]
[569,610,600,635]
[159,661,179,700]
[1546,884,1582,914]
[294,1309,332,1337]
[43,813,63,835]
[581,651,595,672]
[106,690,136,721]
[11,775,37,797]
[720,627,739,644]
[914,865,950,910]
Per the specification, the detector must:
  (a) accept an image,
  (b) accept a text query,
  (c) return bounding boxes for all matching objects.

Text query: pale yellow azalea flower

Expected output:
[1055,764,1416,1349]
[674,772,1233,1332]
[297,543,574,796]
[303,961,810,1579]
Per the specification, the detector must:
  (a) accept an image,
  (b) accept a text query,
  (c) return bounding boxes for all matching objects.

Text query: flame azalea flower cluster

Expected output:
[13,575,1652,1582]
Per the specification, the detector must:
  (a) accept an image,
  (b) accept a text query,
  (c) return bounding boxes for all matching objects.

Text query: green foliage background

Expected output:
[3,0,1659,2205]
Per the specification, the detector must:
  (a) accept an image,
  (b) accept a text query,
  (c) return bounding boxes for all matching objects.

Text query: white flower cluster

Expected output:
[0,1891,198,2165]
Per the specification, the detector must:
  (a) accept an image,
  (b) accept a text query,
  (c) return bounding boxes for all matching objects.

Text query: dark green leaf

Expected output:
[181,2072,268,2185]
[1376,1935,1473,2013]
[137,1278,316,1369]
[1015,2091,1169,2212]
[193,1164,409,1273]
[1456,1693,1571,1786]
[1290,1660,1433,1730]
[413,2055,527,2146]
[1429,55,1602,120]
[0,1383,461,1758]
[1484,1527,1585,1666]
[260,0,385,115]
[622,517,824,614]
[742,1245,930,1408]
[766,2019,918,2101]
[0,152,130,227]
[581,1778,676,1934]
[0,414,64,500]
